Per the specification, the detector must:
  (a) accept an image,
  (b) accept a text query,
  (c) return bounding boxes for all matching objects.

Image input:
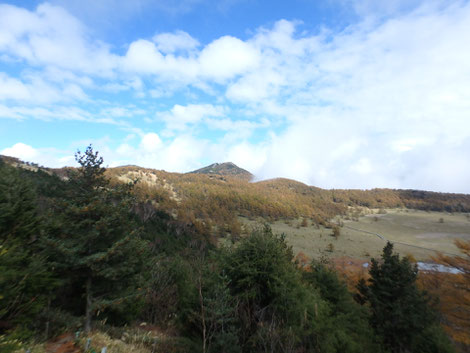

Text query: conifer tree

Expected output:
[46,146,148,332]
[357,242,454,353]
[0,161,53,329]
[304,261,378,353]
[221,226,329,353]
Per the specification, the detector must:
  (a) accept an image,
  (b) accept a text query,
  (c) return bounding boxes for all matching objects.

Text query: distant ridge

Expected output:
[189,162,253,180]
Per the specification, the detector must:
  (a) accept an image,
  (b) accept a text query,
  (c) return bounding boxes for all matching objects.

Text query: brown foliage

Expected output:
[332,256,370,292]
[419,240,470,349]
[104,166,470,242]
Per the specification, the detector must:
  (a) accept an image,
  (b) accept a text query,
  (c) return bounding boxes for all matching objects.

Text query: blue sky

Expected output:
[1,0,470,192]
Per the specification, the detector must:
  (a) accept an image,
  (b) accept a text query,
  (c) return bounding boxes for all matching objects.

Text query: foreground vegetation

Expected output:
[0,148,467,352]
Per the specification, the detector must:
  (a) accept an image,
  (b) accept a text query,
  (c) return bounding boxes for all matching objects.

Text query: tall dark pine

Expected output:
[0,161,53,328]
[48,146,147,332]
[357,242,450,353]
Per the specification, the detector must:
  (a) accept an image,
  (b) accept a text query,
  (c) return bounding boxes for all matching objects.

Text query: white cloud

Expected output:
[140,132,162,152]
[121,39,199,82]
[1,142,39,160]
[225,142,268,174]
[153,30,199,53]
[160,135,207,171]
[198,36,260,81]
[0,73,30,100]
[220,3,470,192]
[0,3,117,76]
[122,40,165,74]
[158,103,226,131]
[121,35,260,83]
[0,72,74,104]
[114,133,207,172]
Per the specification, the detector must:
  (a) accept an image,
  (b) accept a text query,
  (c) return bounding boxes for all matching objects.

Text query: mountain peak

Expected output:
[189,162,253,180]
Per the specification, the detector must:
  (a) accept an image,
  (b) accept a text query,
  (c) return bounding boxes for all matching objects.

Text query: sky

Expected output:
[1,0,470,193]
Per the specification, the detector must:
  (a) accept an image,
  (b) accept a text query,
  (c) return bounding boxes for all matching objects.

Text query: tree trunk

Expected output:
[85,276,93,333]
[44,297,51,340]
[198,274,206,353]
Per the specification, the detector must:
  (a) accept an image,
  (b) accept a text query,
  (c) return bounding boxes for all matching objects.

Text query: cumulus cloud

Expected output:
[198,36,260,81]
[157,104,226,132]
[1,1,470,192]
[0,72,87,104]
[1,143,39,160]
[153,30,199,53]
[221,3,470,192]
[140,132,162,152]
[0,3,117,75]
[114,133,208,172]
[121,35,260,83]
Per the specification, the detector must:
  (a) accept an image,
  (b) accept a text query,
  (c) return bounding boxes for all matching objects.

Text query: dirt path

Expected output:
[45,333,81,353]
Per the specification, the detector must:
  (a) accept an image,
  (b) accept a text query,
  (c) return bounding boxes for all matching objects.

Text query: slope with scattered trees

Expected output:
[0,149,465,352]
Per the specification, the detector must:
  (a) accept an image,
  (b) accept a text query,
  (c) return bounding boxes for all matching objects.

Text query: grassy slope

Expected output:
[242,209,470,262]
[105,166,470,262]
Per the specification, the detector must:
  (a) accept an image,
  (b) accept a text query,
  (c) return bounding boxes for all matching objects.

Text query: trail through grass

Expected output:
[241,209,470,261]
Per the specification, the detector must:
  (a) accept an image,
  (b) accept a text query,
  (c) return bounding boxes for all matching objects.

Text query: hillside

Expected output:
[3,154,470,229]
[3,152,469,266]
[1,152,468,352]
[4,153,469,264]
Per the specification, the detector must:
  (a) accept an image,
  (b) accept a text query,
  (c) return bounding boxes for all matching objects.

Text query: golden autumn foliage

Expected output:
[101,165,470,245]
[106,167,348,236]
[418,240,470,349]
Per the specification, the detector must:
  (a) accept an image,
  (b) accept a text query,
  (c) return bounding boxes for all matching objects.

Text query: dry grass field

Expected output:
[241,209,470,261]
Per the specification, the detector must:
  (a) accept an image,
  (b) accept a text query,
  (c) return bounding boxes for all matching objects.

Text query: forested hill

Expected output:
[2,155,470,233]
[98,162,470,229]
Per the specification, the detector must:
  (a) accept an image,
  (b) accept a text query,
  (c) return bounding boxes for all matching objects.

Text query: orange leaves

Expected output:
[420,240,470,349]
[294,251,311,271]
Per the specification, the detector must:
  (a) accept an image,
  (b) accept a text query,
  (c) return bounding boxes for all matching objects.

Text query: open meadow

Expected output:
[241,209,470,262]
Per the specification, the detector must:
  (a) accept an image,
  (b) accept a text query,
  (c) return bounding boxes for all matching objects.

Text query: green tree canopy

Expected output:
[45,146,149,332]
[303,261,379,353]
[0,161,54,330]
[357,242,454,353]
[221,226,330,353]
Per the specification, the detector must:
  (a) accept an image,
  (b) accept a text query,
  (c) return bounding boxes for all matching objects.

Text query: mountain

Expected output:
[188,162,253,180]
[3,154,470,220]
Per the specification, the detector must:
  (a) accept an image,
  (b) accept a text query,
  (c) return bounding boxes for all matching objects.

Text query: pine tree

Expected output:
[0,161,53,329]
[357,242,454,353]
[303,261,379,353]
[221,226,329,353]
[45,146,148,332]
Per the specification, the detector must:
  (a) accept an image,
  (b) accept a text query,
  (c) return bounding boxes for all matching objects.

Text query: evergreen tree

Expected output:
[221,225,330,353]
[303,261,379,353]
[0,161,54,330]
[45,146,149,332]
[357,242,454,353]
[190,254,240,353]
